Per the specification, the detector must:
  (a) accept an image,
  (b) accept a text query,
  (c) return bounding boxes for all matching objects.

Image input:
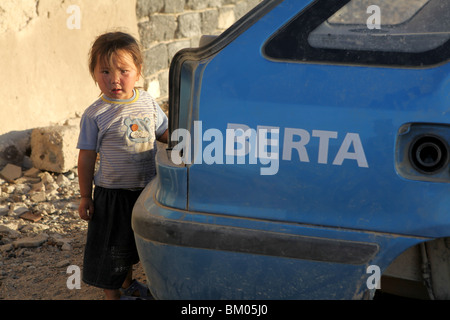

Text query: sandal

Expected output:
[120,279,154,300]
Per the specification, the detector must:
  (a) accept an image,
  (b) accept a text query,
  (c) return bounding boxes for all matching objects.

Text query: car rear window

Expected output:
[263,0,450,67]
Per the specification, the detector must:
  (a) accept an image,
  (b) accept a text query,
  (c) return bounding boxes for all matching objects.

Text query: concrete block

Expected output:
[218,6,235,30]
[30,125,79,173]
[186,0,208,10]
[167,39,191,60]
[201,9,219,34]
[158,72,169,99]
[139,15,177,46]
[136,0,164,18]
[150,14,178,42]
[163,0,185,13]
[146,78,161,99]
[144,44,169,75]
[177,12,202,39]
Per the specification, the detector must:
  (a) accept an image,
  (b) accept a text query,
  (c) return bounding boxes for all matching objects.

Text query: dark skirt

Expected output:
[82,186,142,289]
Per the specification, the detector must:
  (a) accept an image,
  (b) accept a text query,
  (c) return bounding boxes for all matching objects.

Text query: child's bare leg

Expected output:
[104,289,121,300]
[103,269,133,300]
[121,268,133,292]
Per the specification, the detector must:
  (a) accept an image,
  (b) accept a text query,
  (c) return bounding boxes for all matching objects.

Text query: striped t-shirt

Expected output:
[77,89,168,189]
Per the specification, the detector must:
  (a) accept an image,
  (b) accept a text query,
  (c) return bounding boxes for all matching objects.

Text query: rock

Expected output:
[49,234,73,251]
[35,202,56,213]
[2,184,15,194]
[14,183,31,194]
[55,259,71,268]
[30,191,46,203]
[0,224,20,238]
[22,155,33,169]
[0,131,31,169]
[50,234,66,246]
[61,242,72,251]
[0,163,22,182]
[19,211,42,222]
[12,204,29,216]
[30,181,45,192]
[45,181,59,192]
[0,204,9,216]
[24,167,41,178]
[13,233,49,248]
[65,171,76,180]
[0,243,13,253]
[11,193,26,202]
[38,171,55,184]
[66,202,79,211]
[30,125,79,173]
[56,174,70,187]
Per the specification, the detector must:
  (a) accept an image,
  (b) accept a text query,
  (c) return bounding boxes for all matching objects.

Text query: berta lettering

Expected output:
[171,121,369,175]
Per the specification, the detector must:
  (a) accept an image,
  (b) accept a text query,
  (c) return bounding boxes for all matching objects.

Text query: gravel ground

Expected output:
[0,167,147,300]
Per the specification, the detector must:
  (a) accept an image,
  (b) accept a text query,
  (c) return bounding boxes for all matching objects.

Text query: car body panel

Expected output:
[133,0,450,299]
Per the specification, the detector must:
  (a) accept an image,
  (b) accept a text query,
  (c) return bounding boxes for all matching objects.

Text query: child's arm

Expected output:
[77,149,97,221]
[157,129,168,144]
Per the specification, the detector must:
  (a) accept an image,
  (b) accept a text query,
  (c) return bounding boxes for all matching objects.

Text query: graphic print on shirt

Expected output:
[122,115,156,162]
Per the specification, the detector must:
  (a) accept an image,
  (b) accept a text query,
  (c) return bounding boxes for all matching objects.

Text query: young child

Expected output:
[77,32,168,300]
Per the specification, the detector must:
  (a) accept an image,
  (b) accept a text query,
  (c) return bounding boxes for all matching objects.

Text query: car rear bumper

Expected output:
[132,178,429,299]
[133,183,379,265]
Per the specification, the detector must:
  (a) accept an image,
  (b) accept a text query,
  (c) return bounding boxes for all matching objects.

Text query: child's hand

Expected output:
[79,197,94,221]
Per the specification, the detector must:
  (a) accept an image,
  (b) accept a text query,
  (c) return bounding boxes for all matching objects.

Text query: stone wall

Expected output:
[136,0,262,101]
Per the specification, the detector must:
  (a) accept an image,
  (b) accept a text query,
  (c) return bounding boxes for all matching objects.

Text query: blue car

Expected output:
[132,0,450,299]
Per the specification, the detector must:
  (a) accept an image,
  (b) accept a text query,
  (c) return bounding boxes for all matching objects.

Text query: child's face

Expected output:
[94,50,141,100]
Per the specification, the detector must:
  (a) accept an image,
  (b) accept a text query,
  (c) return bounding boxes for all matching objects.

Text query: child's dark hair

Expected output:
[88,32,143,82]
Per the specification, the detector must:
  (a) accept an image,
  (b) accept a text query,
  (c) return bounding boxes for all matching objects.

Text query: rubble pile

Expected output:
[0,164,83,255]
[0,122,83,261]
[0,163,86,277]
[0,123,146,300]
[0,161,146,300]
[0,123,93,299]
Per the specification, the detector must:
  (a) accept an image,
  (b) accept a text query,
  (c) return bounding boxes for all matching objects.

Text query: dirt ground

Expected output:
[0,168,149,301]
[0,223,148,300]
